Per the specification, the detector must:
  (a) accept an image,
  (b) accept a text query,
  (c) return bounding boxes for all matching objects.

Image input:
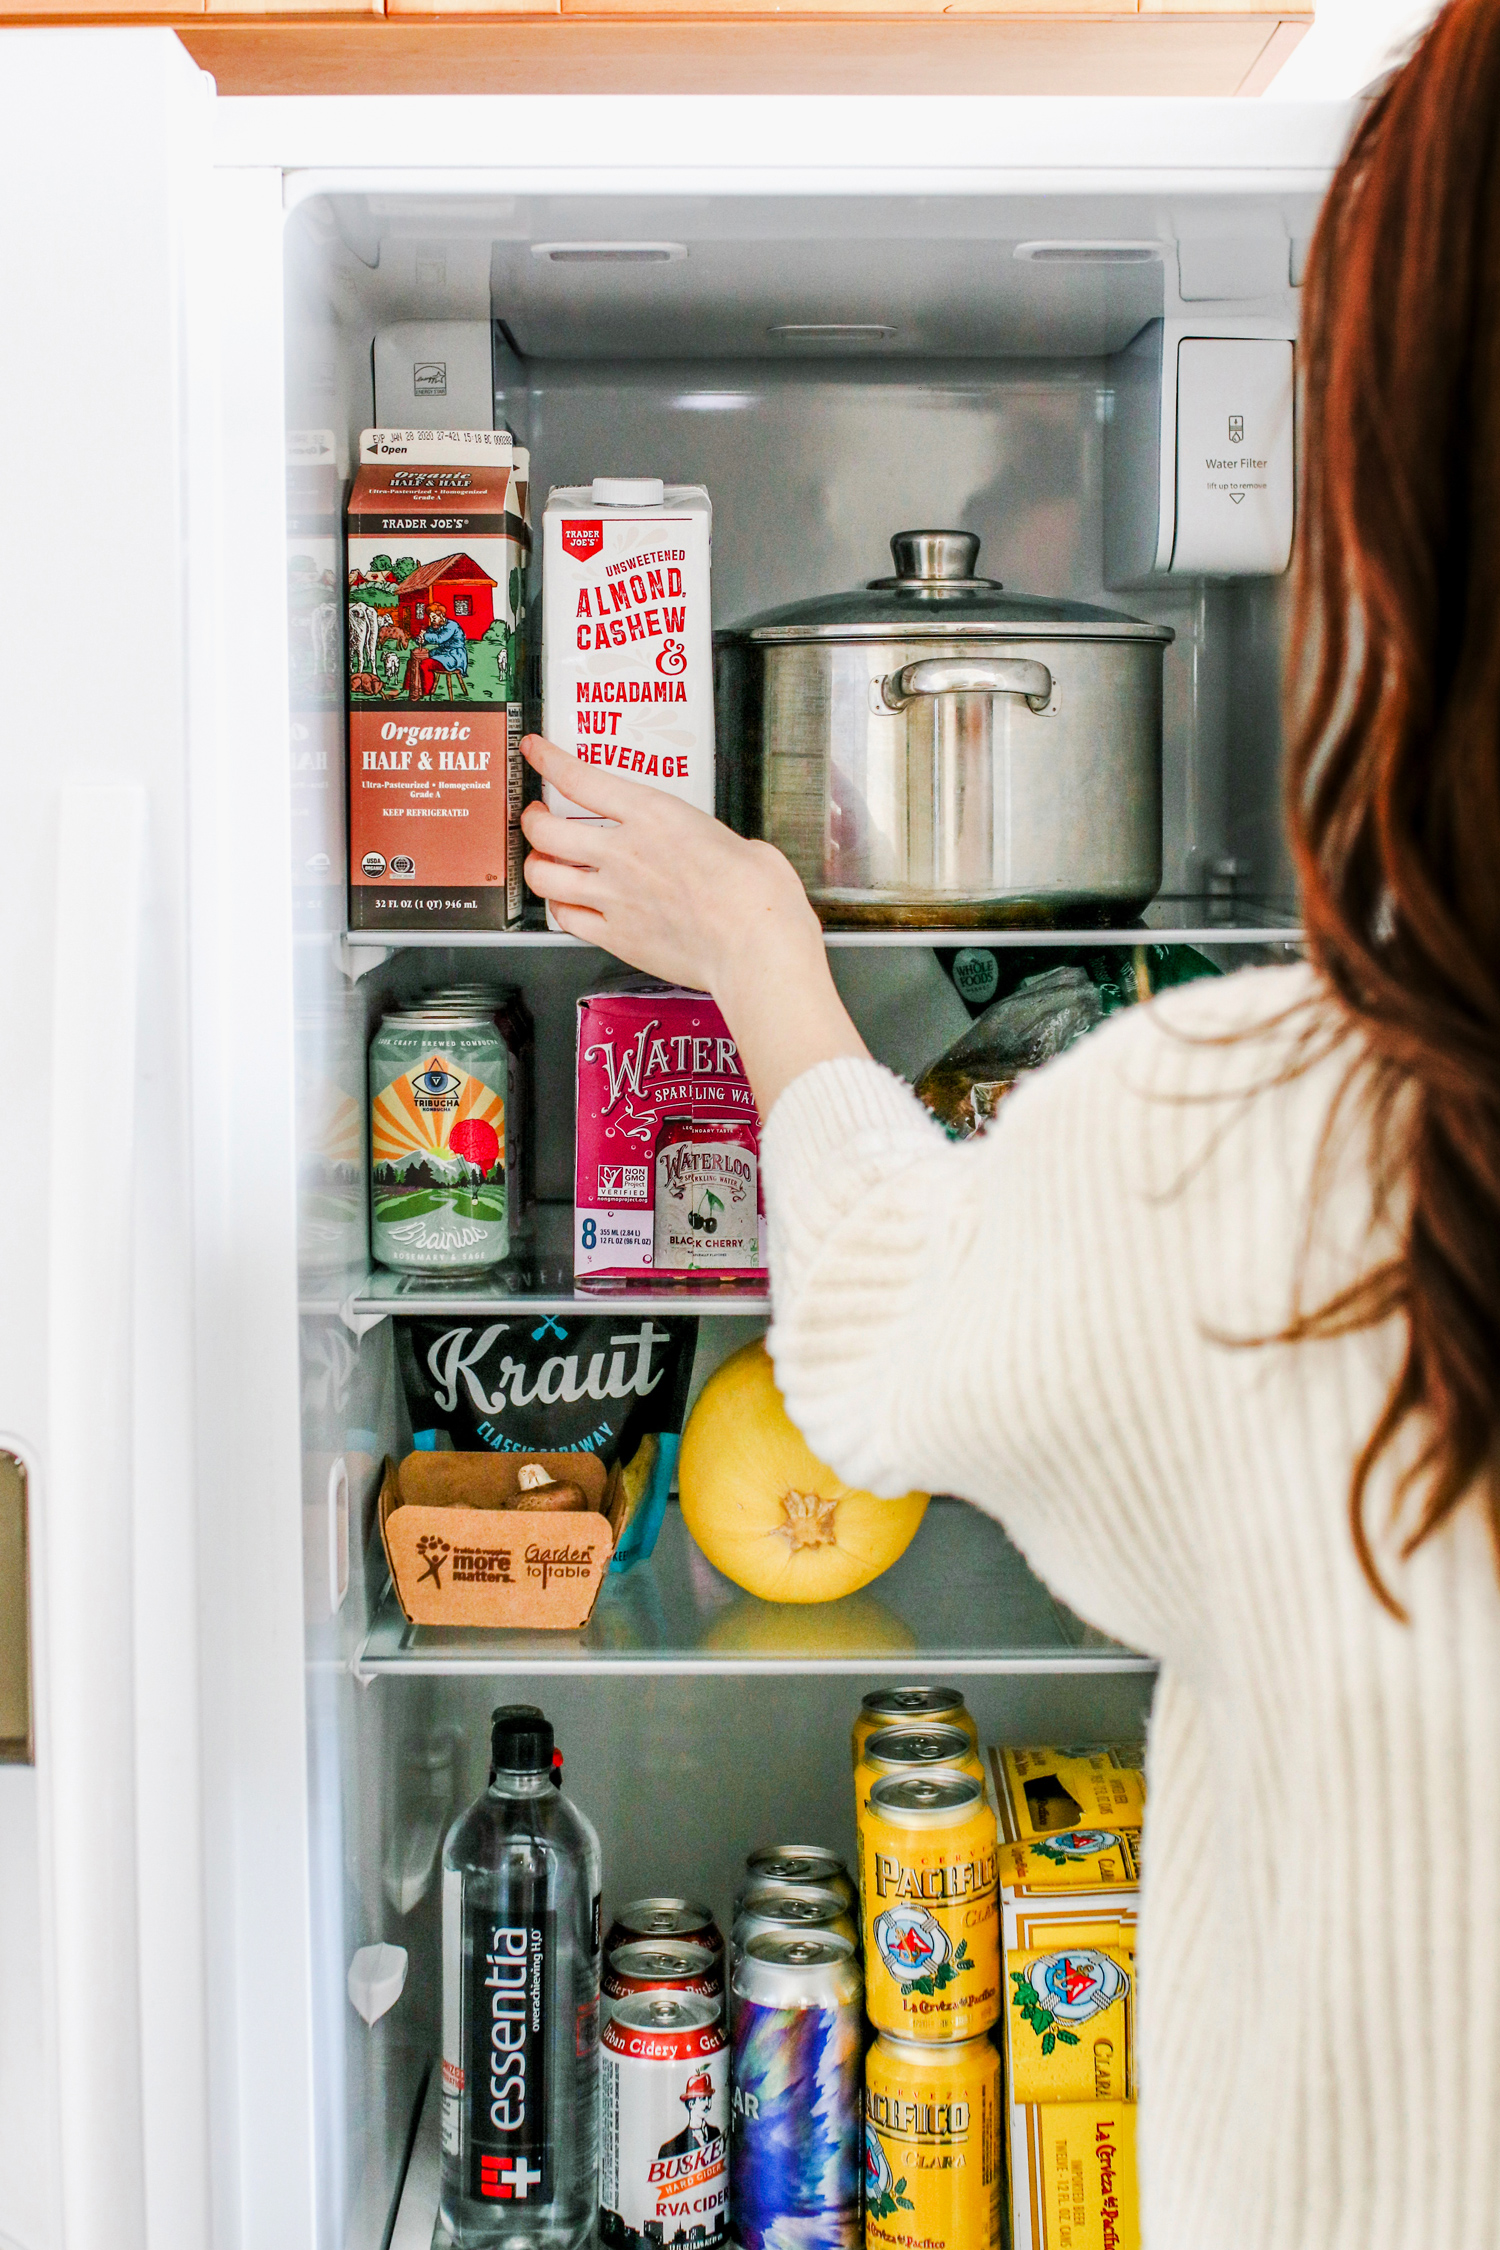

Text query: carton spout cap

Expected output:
[592,476,665,507]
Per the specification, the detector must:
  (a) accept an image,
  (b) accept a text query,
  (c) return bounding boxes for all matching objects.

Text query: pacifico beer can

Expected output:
[739,1846,857,1918]
[855,1726,987,1819]
[600,1993,729,2250]
[862,1774,1000,2042]
[851,1689,978,1769]
[731,1934,864,2250]
[604,1898,725,1967]
[369,1007,509,1274]
[863,2032,1002,2250]
[603,1940,723,2019]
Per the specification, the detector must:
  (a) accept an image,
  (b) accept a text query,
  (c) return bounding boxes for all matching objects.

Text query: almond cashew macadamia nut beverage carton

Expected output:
[346,430,529,932]
[574,980,766,1287]
[991,1747,1144,2250]
[542,478,714,928]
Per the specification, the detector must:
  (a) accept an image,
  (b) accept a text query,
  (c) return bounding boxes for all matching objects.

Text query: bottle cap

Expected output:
[591,476,665,507]
[492,1709,555,1774]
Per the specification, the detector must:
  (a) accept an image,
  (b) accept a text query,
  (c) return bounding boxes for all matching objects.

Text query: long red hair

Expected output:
[1287,0,1500,1609]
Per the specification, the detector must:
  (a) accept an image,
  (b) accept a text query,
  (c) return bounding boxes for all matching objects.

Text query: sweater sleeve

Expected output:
[759,1012,1231,1667]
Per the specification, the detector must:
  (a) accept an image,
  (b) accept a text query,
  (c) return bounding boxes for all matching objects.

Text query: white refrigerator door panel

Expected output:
[0,33,314,2250]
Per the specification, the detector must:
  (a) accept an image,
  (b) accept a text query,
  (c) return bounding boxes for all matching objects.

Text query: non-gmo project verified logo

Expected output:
[562,520,603,561]
[479,2155,545,2200]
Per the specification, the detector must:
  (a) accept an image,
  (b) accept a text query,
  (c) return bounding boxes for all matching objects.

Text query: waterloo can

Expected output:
[653,1114,760,1272]
[731,1934,863,2250]
[731,1886,860,1961]
[601,1993,729,2250]
[740,1846,857,1918]
[603,1940,723,2016]
[605,1897,725,1966]
[862,1774,1000,2042]
[864,2033,1002,2250]
[851,1689,978,1769]
[855,1726,987,1817]
[369,1008,509,1274]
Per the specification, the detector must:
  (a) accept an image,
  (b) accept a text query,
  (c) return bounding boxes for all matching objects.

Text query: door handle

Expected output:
[878,657,1054,714]
[0,1447,31,1762]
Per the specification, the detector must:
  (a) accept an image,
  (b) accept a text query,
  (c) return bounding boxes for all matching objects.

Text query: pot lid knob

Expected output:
[888,528,982,583]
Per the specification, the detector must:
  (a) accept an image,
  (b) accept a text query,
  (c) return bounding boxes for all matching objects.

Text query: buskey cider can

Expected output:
[575,984,765,1286]
[603,1940,723,2015]
[851,1689,978,1769]
[605,1897,725,1966]
[740,1847,857,1918]
[862,1774,1000,2042]
[863,2032,1002,2250]
[369,1007,509,1273]
[731,1933,863,2250]
[600,1993,729,2250]
[730,1887,861,1962]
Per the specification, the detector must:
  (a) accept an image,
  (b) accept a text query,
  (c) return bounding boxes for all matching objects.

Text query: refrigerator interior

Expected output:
[281,171,1317,2248]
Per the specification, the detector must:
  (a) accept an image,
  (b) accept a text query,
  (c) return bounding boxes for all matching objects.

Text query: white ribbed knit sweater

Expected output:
[761,961,1500,2250]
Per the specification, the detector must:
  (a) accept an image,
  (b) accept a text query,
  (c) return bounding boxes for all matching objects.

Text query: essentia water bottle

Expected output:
[440,1708,602,2248]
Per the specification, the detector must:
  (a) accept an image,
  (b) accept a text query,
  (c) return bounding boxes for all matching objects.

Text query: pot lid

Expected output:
[732,529,1173,645]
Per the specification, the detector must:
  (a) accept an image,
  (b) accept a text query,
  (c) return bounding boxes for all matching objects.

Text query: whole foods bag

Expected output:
[394,1312,699,1567]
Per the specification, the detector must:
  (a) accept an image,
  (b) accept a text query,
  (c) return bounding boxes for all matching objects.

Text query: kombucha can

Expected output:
[851,1689,978,1769]
[602,1939,723,2018]
[605,1897,725,1966]
[730,1886,860,1961]
[862,1774,999,2042]
[419,983,536,1238]
[600,1993,729,2250]
[863,2032,1002,2250]
[739,1845,857,1918]
[369,1007,509,1274]
[731,1933,863,2250]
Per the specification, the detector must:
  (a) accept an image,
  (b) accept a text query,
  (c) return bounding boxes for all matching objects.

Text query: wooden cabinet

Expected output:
[0,7,1313,103]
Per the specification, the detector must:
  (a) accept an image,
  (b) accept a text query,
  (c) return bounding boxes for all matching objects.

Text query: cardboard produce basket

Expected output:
[379,1449,624,1631]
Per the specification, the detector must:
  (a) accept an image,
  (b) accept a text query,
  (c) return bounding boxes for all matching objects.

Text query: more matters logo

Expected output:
[562,520,604,561]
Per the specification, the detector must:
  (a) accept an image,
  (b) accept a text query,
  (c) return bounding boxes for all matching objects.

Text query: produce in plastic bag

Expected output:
[915,966,1103,1138]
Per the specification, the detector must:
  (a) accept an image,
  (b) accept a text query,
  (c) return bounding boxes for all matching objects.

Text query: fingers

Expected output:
[523,848,606,908]
[520,799,609,865]
[521,733,660,824]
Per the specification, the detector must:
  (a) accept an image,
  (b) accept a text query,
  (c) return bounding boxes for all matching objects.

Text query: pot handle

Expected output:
[880,656,1053,714]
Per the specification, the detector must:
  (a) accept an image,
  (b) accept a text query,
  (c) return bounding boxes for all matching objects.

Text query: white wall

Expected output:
[1265,0,1444,99]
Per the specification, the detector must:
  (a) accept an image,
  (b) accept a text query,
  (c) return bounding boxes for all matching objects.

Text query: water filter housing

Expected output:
[1105,321,1296,583]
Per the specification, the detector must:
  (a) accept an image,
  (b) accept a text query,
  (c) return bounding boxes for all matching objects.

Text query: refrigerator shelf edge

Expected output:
[342,1201,768,1319]
[353,1499,1155,1679]
[338,896,1302,954]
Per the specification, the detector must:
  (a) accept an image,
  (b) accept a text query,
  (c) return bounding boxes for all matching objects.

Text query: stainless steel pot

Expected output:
[715,530,1173,927]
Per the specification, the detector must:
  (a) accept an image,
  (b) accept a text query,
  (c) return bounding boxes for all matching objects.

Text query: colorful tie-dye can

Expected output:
[729,1932,863,2250]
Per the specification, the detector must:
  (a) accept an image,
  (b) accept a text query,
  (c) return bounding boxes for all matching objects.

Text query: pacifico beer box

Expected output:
[346,430,530,932]
[574,979,766,1287]
[993,1744,1146,1845]
[990,1748,1144,2250]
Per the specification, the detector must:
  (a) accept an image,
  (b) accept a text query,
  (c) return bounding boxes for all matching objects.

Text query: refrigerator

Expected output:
[0,38,1350,2250]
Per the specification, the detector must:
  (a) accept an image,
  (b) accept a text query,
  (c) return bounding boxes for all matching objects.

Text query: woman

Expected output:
[523,7,1500,2241]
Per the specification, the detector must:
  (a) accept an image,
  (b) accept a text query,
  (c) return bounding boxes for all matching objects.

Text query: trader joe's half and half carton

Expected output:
[346,430,529,931]
[989,1748,1144,2250]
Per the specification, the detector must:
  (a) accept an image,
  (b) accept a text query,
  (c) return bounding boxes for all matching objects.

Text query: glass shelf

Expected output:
[342,896,1301,954]
[354,1498,1153,1679]
[347,1202,768,1319]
